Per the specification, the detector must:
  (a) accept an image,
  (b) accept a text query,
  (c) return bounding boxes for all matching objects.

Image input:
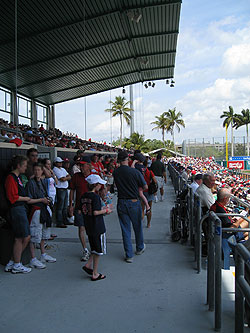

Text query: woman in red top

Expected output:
[142,160,157,228]
[5,155,32,274]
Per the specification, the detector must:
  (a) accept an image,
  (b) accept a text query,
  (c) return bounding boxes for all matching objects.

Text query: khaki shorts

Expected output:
[155,176,164,189]
[30,210,51,244]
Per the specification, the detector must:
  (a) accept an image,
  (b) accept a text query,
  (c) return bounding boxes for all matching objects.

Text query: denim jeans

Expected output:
[117,199,144,258]
[56,188,68,226]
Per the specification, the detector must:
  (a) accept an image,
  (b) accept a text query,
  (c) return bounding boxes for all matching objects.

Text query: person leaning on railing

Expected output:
[210,188,249,241]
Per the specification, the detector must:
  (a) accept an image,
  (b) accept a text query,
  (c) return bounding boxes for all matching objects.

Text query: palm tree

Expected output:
[105,96,132,145]
[123,132,145,150]
[234,109,250,156]
[220,106,237,157]
[165,108,185,153]
[151,113,168,146]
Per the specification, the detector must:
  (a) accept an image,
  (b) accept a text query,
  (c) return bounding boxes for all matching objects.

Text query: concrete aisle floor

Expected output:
[0,179,241,333]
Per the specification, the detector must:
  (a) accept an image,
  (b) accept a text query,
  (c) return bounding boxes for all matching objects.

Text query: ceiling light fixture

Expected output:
[122,87,126,94]
[144,83,148,89]
[139,57,149,66]
[166,79,169,84]
[148,81,151,86]
[152,82,155,88]
[126,10,142,23]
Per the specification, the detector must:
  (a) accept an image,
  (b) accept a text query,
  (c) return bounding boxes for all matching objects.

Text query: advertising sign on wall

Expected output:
[227,161,244,169]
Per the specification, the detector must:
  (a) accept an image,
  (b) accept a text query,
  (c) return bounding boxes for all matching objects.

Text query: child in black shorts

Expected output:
[81,174,112,281]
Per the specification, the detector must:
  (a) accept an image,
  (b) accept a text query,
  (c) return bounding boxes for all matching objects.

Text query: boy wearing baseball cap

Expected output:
[81,174,112,281]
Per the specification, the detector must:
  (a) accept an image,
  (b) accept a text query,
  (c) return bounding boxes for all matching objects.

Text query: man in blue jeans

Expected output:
[113,151,147,263]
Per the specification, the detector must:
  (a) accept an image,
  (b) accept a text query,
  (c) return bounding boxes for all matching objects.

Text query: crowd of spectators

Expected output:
[0,118,118,152]
[3,146,166,277]
[169,156,250,264]
[170,156,250,204]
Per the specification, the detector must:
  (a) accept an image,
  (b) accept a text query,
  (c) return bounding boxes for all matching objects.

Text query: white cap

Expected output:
[85,174,106,185]
[54,157,63,163]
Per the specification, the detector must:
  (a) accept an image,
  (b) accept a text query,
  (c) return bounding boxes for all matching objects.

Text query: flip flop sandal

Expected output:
[82,266,93,275]
[51,234,57,238]
[146,208,151,215]
[91,274,106,281]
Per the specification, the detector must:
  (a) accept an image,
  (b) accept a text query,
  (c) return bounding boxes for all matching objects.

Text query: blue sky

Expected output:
[56,0,250,145]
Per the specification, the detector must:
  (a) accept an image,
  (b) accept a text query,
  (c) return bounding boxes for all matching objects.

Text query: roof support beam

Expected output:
[18,51,176,89]
[32,66,174,99]
[0,31,178,75]
[0,0,181,46]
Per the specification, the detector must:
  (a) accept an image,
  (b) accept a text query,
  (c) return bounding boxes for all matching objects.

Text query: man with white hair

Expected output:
[210,188,248,231]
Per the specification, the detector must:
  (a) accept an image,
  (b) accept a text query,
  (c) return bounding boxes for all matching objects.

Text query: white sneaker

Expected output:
[154,196,159,203]
[29,258,46,269]
[12,263,32,274]
[135,244,146,255]
[81,249,90,261]
[41,253,56,263]
[125,257,133,263]
[67,216,75,223]
[5,260,14,272]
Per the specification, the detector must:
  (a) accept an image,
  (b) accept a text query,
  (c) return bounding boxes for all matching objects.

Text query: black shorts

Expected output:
[10,205,30,238]
[88,233,106,256]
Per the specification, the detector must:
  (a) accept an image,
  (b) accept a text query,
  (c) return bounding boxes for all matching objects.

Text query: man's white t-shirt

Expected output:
[190,181,199,193]
[196,183,215,209]
[53,167,68,189]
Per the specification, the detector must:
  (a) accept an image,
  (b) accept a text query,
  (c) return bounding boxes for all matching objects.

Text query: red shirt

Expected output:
[69,172,89,210]
[91,162,100,175]
[5,174,19,204]
[143,168,155,192]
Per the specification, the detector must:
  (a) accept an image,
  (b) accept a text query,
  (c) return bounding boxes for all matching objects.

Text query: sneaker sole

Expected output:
[135,245,146,255]
[11,269,31,274]
[29,264,46,269]
[42,260,56,263]
[5,268,13,272]
[125,258,133,263]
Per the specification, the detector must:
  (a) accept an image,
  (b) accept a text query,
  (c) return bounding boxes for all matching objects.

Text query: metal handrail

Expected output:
[231,194,250,210]
[196,212,250,274]
[235,243,250,333]
[207,212,250,332]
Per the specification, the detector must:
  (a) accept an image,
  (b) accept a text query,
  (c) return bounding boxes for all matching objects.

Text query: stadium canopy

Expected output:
[0,0,182,106]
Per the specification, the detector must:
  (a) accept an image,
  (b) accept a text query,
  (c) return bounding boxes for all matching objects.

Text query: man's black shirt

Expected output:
[113,165,146,199]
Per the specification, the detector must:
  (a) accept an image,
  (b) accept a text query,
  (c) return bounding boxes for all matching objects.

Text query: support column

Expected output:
[31,100,38,128]
[51,105,55,129]
[11,91,18,125]
[129,85,134,136]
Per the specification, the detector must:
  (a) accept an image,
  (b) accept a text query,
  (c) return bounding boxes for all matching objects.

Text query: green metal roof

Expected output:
[0,0,182,105]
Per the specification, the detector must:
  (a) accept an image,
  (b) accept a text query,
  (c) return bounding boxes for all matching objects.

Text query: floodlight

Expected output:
[166,79,169,84]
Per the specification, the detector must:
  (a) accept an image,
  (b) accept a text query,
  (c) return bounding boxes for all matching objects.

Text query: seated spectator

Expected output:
[190,173,203,193]
[196,172,216,214]
[210,188,248,239]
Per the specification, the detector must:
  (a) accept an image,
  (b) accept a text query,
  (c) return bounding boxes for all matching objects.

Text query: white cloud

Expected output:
[222,44,250,76]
